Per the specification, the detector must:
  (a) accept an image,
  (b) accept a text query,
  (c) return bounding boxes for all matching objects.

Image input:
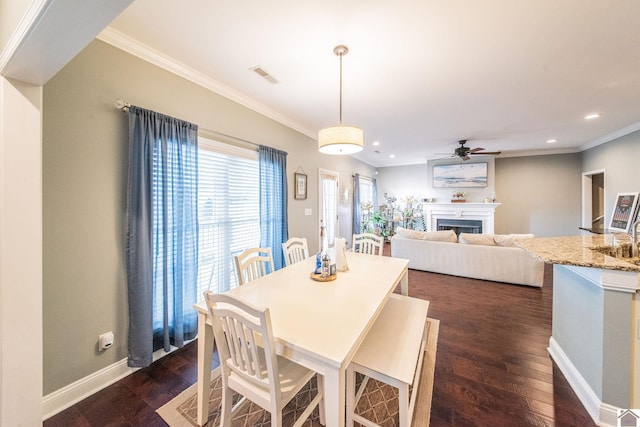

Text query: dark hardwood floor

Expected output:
[45,245,595,426]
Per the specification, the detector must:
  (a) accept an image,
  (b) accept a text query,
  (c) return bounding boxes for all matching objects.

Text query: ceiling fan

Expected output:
[446,140,502,161]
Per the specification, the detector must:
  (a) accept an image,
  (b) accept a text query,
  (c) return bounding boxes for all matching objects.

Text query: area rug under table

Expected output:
[158,318,439,427]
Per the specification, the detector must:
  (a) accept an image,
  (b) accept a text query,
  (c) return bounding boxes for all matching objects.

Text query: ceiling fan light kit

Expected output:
[318,45,364,155]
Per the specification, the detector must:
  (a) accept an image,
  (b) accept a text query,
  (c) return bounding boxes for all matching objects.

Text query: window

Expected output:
[359,177,375,208]
[197,138,260,300]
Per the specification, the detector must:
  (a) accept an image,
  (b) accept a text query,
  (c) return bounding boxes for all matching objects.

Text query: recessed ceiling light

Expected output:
[546,139,557,144]
[585,113,601,120]
[372,141,380,146]
[389,154,396,159]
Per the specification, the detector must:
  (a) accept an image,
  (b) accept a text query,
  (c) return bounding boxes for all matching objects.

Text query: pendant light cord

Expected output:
[339,51,343,124]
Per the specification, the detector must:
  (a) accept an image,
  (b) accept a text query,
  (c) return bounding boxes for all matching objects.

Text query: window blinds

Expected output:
[197,138,260,299]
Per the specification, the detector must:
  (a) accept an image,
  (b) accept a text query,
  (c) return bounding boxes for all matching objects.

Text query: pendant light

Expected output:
[318,45,364,155]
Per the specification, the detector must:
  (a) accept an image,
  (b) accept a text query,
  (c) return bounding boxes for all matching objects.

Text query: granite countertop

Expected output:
[515,234,640,272]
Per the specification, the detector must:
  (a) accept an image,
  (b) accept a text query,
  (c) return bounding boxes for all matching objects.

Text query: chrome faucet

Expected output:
[632,219,640,258]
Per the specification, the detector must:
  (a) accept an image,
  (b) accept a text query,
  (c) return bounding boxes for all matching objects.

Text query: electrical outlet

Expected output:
[99,331,114,350]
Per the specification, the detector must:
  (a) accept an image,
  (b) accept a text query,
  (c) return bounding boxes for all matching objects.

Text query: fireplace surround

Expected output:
[424,203,500,234]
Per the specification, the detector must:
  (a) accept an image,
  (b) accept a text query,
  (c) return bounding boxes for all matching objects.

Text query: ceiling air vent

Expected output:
[250,66,279,84]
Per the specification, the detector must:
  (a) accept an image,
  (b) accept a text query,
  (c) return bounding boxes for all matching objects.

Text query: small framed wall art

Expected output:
[294,172,307,200]
[609,192,639,233]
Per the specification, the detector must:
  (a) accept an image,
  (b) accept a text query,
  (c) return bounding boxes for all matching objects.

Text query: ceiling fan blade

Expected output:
[470,151,501,155]
[469,147,485,153]
[461,155,470,161]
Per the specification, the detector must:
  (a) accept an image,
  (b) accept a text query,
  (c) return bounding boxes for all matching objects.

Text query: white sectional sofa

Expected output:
[390,228,545,287]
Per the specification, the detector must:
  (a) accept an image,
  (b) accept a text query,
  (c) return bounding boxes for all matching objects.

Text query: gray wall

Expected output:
[494,153,582,237]
[375,164,427,203]
[553,265,634,407]
[43,39,374,394]
[375,154,582,237]
[376,159,497,206]
[582,130,640,229]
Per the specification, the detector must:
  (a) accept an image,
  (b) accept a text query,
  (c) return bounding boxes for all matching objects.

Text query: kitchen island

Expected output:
[517,235,640,426]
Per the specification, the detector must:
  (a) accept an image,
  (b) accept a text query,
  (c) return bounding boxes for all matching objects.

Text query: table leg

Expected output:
[322,366,346,427]
[196,310,214,426]
[400,268,408,296]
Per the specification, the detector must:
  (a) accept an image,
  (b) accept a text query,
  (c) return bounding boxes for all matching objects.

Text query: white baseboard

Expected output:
[42,357,137,420]
[42,343,190,420]
[548,337,618,427]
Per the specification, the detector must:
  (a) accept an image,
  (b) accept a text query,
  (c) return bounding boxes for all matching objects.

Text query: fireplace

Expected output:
[424,202,500,234]
[437,219,482,235]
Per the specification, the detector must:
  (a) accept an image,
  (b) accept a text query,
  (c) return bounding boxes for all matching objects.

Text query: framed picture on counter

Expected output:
[609,192,639,233]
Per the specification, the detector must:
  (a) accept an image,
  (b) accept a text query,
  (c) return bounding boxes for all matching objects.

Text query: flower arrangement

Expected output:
[361,201,374,211]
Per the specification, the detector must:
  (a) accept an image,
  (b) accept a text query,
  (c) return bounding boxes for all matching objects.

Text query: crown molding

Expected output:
[580,120,640,151]
[97,27,316,140]
[0,0,51,81]
[496,147,582,158]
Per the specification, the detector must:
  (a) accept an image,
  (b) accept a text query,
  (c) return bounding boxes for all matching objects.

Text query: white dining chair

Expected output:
[204,291,325,427]
[234,247,274,285]
[352,232,384,256]
[346,294,429,427]
[282,237,309,266]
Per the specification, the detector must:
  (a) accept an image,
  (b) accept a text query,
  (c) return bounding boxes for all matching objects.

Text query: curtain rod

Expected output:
[353,173,376,180]
[114,98,260,148]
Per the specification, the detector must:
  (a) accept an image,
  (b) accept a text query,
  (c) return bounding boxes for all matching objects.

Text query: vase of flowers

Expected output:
[451,191,466,203]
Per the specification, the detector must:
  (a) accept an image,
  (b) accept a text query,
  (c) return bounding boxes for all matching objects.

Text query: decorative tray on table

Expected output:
[310,272,337,282]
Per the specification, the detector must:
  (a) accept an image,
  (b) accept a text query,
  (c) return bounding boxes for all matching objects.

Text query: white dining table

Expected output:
[193,251,409,427]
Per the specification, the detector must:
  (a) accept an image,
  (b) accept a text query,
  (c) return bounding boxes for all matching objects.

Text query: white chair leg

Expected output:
[346,365,355,426]
[220,384,233,427]
[272,408,283,427]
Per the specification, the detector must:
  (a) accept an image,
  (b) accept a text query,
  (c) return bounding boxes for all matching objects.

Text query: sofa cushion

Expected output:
[459,233,496,246]
[396,227,457,242]
[494,233,535,247]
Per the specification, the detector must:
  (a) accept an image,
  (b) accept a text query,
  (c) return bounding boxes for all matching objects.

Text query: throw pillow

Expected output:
[459,233,496,246]
[494,234,515,247]
[420,229,458,242]
[395,227,421,239]
[395,227,457,242]
[494,233,535,247]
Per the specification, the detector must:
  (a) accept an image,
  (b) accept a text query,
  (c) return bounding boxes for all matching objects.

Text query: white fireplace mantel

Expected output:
[424,202,501,234]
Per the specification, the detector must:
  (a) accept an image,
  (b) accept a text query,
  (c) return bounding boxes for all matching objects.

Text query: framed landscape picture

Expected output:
[609,192,639,233]
[433,162,488,188]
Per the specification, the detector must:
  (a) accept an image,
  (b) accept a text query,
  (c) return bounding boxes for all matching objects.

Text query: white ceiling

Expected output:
[103,0,640,167]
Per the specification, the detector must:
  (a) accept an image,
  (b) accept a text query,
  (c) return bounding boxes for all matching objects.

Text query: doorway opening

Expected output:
[582,170,605,233]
